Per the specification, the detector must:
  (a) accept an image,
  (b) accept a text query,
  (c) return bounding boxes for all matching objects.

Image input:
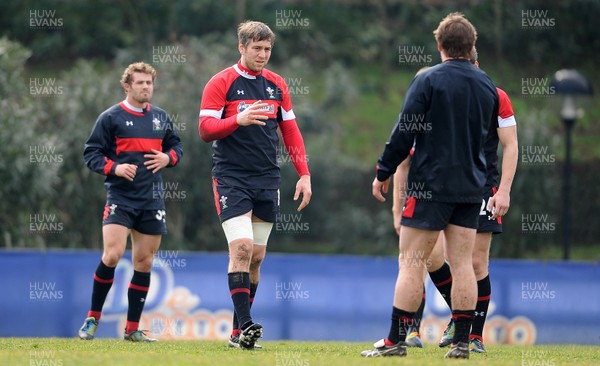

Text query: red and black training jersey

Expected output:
[84,100,183,209]
[484,87,517,191]
[199,62,310,189]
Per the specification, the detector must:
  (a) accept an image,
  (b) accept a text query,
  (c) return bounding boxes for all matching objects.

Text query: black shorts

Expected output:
[477,187,503,234]
[212,178,279,223]
[401,197,480,230]
[102,203,167,235]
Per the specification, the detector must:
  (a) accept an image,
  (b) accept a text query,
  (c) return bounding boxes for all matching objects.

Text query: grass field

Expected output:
[2,338,598,366]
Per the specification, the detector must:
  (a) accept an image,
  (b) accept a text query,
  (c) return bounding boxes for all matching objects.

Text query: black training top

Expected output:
[84,100,183,209]
[377,59,498,203]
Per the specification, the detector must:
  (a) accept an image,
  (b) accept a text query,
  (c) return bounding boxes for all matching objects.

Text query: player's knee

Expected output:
[102,250,122,267]
[250,253,264,271]
[133,256,154,272]
[231,240,253,265]
[472,254,489,278]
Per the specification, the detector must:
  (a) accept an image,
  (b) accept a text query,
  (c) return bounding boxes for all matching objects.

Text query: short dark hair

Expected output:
[433,12,477,58]
[237,20,275,48]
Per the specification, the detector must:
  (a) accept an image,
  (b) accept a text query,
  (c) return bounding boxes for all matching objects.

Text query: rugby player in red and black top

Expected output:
[198,21,311,350]
[364,13,498,359]
[79,62,183,342]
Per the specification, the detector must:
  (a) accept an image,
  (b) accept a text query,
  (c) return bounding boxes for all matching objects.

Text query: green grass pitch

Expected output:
[2,338,598,366]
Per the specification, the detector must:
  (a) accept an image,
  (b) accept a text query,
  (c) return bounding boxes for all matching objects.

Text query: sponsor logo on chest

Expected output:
[237,101,276,114]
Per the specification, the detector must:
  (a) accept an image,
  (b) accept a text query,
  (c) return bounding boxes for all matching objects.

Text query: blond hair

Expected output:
[120,62,157,86]
[237,20,275,48]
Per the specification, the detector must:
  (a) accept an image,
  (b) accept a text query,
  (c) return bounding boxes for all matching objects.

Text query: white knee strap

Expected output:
[221,216,253,244]
[252,222,273,246]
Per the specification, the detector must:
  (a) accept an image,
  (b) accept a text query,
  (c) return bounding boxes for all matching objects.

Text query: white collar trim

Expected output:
[233,64,257,80]
[123,99,144,113]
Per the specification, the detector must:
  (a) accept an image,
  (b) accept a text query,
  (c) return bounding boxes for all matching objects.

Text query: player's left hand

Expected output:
[372,177,390,202]
[144,149,170,173]
[294,175,312,212]
[487,188,510,219]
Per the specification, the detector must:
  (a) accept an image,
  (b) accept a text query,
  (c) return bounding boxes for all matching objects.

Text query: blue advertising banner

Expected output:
[0,251,598,344]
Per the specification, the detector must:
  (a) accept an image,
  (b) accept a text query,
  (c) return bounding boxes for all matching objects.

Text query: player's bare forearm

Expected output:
[490,126,518,218]
[497,126,518,195]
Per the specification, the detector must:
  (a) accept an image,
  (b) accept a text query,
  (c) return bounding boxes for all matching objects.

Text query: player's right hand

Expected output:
[236,100,269,126]
[372,177,390,203]
[115,163,137,182]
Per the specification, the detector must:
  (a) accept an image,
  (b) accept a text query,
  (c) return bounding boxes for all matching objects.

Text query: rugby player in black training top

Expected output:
[364,13,498,359]
[79,62,183,342]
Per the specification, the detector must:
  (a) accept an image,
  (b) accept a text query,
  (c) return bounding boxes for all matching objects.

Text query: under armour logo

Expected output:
[237,90,244,95]
[126,121,133,126]
[474,311,485,317]
[140,298,145,303]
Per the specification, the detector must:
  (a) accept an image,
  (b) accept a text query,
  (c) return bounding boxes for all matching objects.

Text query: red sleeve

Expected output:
[199,115,239,142]
[279,119,310,176]
[496,88,515,119]
[496,87,517,128]
[198,72,239,142]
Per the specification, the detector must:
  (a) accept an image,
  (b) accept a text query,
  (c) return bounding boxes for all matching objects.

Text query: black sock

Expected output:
[387,307,415,344]
[429,262,452,309]
[451,310,475,345]
[126,271,151,333]
[470,275,491,340]
[411,286,426,334]
[232,282,258,331]
[229,272,252,329]
[88,261,116,320]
